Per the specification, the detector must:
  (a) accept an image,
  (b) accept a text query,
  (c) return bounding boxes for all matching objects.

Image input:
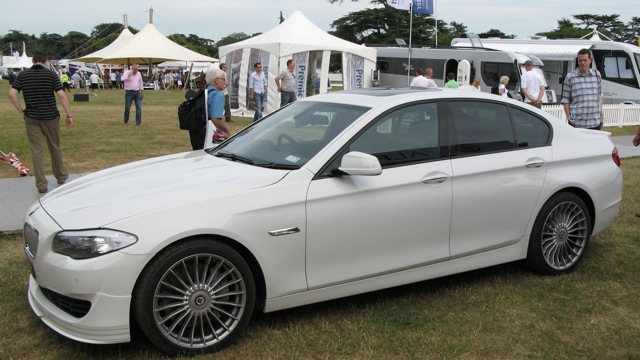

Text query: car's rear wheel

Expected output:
[133,239,255,356]
[527,193,591,275]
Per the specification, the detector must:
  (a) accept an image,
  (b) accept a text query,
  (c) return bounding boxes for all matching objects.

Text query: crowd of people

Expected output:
[56,67,195,94]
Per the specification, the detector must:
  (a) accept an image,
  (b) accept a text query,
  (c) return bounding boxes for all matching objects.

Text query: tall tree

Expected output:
[537,18,591,39]
[477,29,514,39]
[330,7,440,45]
[60,31,90,59]
[0,30,36,56]
[625,17,640,45]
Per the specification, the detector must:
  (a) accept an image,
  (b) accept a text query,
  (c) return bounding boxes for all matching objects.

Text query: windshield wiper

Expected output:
[214,152,255,165]
[256,163,300,170]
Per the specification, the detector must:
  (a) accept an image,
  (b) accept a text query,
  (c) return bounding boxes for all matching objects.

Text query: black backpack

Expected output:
[178,89,207,130]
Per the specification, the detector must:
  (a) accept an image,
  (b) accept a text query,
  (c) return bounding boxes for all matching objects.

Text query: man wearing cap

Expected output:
[521,59,546,108]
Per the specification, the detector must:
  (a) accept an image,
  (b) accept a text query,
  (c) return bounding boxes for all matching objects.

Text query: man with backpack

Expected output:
[187,68,230,150]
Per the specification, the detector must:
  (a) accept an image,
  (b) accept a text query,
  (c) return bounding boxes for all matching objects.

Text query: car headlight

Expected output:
[53,229,138,259]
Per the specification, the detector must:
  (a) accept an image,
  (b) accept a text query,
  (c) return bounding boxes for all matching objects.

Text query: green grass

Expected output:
[0,82,253,178]
[1,81,639,359]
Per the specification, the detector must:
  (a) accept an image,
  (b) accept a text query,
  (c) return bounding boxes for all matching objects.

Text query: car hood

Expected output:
[39,151,289,229]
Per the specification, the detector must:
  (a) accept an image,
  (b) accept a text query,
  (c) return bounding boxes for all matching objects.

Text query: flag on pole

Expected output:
[413,0,434,15]
[388,0,411,11]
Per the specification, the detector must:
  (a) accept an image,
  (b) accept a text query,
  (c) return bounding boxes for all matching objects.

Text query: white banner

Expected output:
[346,54,365,89]
[294,52,308,99]
[388,0,411,11]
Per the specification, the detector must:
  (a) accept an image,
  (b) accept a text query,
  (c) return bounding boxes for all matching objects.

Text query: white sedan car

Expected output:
[24,88,622,355]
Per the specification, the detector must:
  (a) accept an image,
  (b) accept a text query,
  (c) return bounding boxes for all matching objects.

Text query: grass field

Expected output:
[0,81,639,359]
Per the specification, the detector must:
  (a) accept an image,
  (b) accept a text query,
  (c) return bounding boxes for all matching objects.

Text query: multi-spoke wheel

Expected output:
[134,239,255,355]
[527,193,592,275]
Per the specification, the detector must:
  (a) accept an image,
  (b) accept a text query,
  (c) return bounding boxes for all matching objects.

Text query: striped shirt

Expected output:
[561,68,602,128]
[12,65,63,121]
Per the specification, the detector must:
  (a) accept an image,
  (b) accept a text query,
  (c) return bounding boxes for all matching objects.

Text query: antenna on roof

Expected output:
[149,7,154,24]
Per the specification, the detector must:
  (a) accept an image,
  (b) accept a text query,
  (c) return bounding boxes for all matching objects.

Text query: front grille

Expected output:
[23,224,39,260]
[40,286,91,318]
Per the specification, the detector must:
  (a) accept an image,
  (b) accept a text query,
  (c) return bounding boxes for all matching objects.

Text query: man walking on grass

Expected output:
[8,50,73,193]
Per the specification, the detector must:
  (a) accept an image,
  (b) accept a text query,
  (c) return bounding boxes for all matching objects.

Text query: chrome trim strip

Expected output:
[268,227,300,236]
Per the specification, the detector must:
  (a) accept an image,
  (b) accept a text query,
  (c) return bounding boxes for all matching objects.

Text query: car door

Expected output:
[447,101,552,257]
[305,103,452,289]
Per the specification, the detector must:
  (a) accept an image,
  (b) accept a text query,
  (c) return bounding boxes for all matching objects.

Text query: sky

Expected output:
[1,0,638,50]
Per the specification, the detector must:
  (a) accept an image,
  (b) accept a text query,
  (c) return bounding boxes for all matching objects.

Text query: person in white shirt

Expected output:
[471,78,481,91]
[410,68,437,88]
[89,72,99,96]
[249,62,267,121]
[521,59,546,108]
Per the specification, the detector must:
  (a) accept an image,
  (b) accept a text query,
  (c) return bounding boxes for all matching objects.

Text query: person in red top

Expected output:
[121,64,144,125]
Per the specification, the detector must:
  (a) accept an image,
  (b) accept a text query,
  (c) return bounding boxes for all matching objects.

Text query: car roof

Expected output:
[302,87,513,108]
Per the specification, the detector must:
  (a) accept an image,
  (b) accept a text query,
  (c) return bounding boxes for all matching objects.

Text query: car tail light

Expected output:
[612,147,620,167]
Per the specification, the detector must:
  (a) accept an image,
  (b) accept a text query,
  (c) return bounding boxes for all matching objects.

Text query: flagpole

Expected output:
[435,0,438,46]
[408,0,413,85]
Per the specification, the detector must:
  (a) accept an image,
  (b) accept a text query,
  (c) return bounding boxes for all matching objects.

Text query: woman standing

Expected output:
[498,76,509,97]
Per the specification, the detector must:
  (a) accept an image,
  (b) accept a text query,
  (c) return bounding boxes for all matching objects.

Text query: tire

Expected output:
[526,193,591,275]
[133,238,255,356]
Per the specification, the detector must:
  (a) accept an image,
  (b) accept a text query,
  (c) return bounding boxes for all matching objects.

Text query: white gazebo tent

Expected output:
[75,25,134,63]
[8,43,33,69]
[10,52,33,69]
[76,9,217,66]
[219,10,377,116]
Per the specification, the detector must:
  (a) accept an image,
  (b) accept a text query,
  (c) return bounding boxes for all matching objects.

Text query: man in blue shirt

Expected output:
[189,68,230,150]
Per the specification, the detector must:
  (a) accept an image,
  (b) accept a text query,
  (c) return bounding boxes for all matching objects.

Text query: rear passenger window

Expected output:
[510,107,551,148]
[451,101,515,156]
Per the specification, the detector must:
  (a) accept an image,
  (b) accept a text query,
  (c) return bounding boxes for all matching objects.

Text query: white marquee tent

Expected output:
[97,22,217,65]
[75,9,216,66]
[219,10,377,116]
[9,52,33,69]
[5,42,33,69]
[76,27,134,63]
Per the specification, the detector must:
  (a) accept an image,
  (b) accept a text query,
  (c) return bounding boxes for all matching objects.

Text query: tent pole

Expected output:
[408,1,413,86]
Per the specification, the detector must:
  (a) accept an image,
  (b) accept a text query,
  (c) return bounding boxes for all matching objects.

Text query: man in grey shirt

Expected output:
[275,59,296,107]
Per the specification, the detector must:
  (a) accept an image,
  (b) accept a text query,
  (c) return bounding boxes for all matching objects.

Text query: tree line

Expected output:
[1,7,638,61]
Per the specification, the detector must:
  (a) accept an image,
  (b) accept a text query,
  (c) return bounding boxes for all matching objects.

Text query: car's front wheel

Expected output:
[133,238,255,356]
[527,193,591,275]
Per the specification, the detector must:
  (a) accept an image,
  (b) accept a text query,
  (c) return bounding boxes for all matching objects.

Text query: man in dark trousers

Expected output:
[8,51,73,193]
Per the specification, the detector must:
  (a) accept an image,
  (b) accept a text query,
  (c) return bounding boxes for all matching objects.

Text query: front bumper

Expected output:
[24,203,152,345]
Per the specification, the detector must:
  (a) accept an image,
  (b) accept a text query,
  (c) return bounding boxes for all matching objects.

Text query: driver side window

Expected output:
[350,103,440,167]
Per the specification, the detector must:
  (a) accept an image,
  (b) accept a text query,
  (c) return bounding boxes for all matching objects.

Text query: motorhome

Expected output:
[369,45,555,103]
[451,33,640,104]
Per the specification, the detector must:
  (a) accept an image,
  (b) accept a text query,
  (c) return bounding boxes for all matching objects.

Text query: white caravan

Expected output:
[452,33,640,104]
[369,45,556,103]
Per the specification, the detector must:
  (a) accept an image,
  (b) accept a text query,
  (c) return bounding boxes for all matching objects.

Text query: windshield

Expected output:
[209,101,369,169]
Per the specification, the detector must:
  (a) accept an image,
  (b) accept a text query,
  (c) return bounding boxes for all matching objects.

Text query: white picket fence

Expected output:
[541,103,640,127]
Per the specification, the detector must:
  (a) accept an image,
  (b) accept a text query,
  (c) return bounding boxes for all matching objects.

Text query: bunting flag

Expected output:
[413,0,434,15]
[294,52,309,99]
[388,0,411,11]
[345,54,365,89]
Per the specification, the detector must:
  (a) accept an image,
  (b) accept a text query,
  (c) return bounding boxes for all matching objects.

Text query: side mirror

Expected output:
[338,151,382,176]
